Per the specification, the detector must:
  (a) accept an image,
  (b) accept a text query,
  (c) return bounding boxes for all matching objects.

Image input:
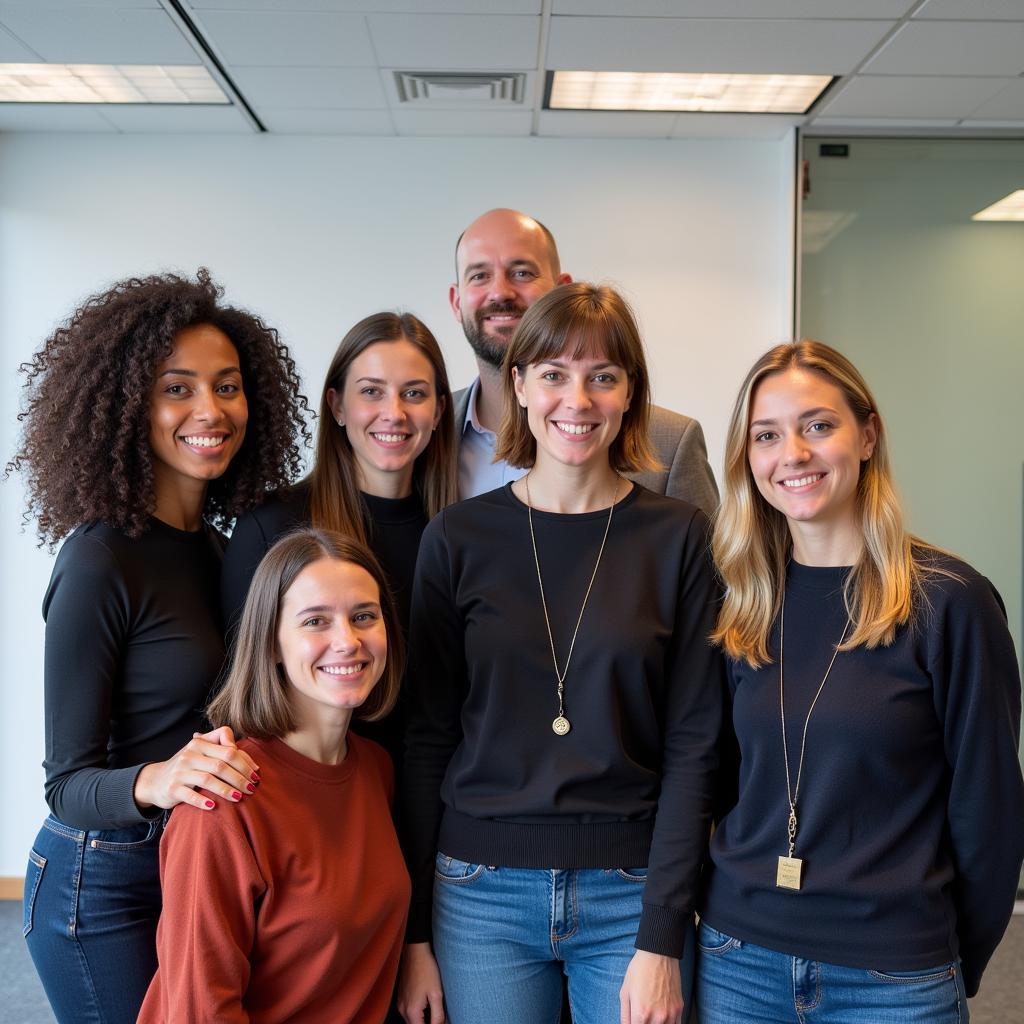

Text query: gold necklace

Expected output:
[525,473,619,736]
[776,586,850,891]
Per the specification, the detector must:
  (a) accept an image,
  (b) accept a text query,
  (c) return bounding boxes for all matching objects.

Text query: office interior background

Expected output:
[1,0,1022,917]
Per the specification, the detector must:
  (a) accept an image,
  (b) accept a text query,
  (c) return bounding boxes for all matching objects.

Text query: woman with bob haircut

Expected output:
[222,311,457,767]
[11,269,308,1024]
[138,527,411,1024]
[399,282,723,1024]
[696,340,1024,1022]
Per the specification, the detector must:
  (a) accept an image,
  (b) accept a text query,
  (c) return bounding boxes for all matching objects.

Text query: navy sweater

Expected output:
[701,556,1024,997]
[402,483,725,958]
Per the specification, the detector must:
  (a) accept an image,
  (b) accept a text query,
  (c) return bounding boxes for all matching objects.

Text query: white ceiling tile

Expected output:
[0,103,116,130]
[863,21,1024,75]
[546,17,894,75]
[915,0,1024,19]
[959,120,1024,129]
[670,112,799,138]
[0,8,199,63]
[809,116,961,127]
[4,1,159,7]
[0,23,40,60]
[391,108,531,135]
[553,1,913,16]
[368,14,539,70]
[231,67,387,109]
[816,75,1012,118]
[257,107,394,134]
[195,11,376,67]
[97,103,253,133]
[186,1,539,10]
[803,117,966,137]
[537,109,675,137]
[965,78,1024,119]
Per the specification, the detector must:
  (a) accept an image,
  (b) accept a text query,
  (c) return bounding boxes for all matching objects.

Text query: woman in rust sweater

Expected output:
[138,528,411,1024]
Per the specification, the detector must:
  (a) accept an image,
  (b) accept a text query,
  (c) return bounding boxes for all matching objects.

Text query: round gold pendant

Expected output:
[552,716,571,736]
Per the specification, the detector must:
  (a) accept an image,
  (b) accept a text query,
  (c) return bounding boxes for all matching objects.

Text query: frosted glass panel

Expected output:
[800,138,1024,669]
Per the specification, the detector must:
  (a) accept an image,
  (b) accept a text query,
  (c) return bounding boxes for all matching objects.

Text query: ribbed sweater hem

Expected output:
[438,809,654,869]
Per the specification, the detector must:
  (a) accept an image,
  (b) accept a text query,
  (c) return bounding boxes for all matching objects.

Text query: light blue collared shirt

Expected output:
[457,378,526,500]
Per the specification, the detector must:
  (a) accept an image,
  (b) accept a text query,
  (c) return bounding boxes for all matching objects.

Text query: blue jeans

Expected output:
[695,921,968,1024]
[432,854,695,1024]
[23,814,166,1024]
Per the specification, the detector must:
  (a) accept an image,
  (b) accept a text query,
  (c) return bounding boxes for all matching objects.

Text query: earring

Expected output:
[337,417,344,426]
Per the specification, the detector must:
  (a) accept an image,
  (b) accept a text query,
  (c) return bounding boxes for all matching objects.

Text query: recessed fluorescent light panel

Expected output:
[0,65,229,104]
[972,190,1024,222]
[548,71,831,114]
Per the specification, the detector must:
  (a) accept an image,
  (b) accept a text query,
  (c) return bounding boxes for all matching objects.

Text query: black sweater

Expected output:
[220,481,427,767]
[701,557,1024,997]
[42,519,225,830]
[402,483,725,958]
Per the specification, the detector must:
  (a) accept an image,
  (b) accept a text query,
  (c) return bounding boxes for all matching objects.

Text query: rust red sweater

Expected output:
[138,734,410,1024]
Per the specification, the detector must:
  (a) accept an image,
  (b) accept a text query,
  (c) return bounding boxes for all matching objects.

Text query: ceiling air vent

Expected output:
[393,71,526,106]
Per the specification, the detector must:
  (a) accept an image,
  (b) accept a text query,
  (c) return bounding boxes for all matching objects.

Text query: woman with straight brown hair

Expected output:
[222,311,457,766]
[399,283,723,1024]
[139,527,411,1024]
[696,340,1024,1023]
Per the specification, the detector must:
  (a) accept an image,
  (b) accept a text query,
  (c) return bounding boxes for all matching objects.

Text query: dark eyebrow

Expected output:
[537,359,618,370]
[296,604,332,617]
[158,366,239,378]
[295,601,381,617]
[355,377,431,387]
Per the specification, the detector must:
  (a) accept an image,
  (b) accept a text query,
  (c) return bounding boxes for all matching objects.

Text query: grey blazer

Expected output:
[452,385,719,517]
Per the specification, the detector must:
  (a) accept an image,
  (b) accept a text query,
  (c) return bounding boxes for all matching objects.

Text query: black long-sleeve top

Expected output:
[402,483,725,959]
[42,519,226,830]
[220,481,427,767]
[701,556,1024,997]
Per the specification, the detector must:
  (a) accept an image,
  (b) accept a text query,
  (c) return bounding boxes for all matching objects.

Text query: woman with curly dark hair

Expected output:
[11,268,308,1024]
[221,311,457,770]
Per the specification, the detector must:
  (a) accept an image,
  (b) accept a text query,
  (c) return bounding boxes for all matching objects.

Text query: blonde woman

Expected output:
[696,340,1024,1023]
[139,528,410,1023]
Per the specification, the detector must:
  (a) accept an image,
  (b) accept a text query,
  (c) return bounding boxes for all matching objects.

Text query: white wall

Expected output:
[0,131,796,875]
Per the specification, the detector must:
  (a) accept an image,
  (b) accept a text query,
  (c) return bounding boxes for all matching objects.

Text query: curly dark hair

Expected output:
[8,269,310,546]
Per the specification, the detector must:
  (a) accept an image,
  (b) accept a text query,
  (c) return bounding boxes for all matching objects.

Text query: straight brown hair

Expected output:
[494,283,659,473]
[308,312,457,546]
[208,528,404,738]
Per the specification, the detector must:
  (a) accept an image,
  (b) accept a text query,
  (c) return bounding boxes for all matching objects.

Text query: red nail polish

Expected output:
[246,783,256,794]
[250,772,261,783]
[232,790,242,801]
[205,799,215,809]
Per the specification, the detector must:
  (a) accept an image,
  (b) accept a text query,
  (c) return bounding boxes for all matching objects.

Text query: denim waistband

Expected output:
[41,813,166,843]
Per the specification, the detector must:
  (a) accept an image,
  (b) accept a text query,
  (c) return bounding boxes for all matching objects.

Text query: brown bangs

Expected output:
[494,282,659,473]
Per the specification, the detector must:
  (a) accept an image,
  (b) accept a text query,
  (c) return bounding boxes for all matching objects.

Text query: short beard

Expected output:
[462,301,526,371]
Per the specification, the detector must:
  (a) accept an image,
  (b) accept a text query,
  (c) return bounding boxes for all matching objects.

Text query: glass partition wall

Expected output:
[799,138,1024,899]
[800,136,1024,668]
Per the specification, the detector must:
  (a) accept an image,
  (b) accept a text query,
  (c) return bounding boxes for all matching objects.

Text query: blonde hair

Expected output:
[494,283,659,473]
[208,528,403,738]
[308,312,457,546]
[712,339,952,666]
